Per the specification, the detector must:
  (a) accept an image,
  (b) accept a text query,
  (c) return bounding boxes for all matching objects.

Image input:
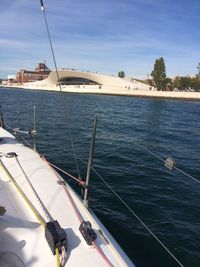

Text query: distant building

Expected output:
[8,75,16,80]
[16,63,51,83]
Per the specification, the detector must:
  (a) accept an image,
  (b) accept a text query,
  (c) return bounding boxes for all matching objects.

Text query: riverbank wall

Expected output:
[1,84,200,101]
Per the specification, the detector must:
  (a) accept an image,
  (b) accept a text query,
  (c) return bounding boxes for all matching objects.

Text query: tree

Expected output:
[173,76,180,89]
[179,76,191,90]
[164,77,173,91]
[191,77,200,91]
[151,57,166,91]
[118,71,125,78]
[197,62,200,78]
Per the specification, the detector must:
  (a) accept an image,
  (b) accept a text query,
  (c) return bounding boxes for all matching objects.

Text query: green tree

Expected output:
[179,76,191,90]
[151,57,166,91]
[197,62,200,78]
[191,77,200,91]
[173,76,180,89]
[173,76,200,91]
[164,77,173,91]
[118,71,125,78]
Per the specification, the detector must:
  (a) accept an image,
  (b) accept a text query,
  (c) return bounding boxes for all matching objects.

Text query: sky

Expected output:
[0,0,199,79]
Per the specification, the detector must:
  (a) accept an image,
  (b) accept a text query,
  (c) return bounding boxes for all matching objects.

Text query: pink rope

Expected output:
[41,155,114,267]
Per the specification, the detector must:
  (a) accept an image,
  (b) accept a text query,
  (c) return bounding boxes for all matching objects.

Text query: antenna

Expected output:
[83,116,97,208]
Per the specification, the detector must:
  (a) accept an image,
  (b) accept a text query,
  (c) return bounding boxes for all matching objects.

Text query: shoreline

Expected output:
[1,84,200,101]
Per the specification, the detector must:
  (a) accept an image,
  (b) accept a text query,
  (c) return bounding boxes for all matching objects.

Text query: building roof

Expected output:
[17,70,50,75]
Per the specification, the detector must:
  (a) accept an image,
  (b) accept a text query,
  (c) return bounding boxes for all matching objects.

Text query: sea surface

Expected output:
[1,87,200,267]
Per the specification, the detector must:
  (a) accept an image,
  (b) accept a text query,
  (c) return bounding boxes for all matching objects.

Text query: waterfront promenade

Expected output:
[2,69,200,100]
[1,84,200,101]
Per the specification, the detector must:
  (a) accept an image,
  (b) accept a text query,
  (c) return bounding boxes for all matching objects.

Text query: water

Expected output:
[1,88,200,267]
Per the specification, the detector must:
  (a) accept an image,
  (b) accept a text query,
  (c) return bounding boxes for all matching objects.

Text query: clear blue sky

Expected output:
[0,0,199,79]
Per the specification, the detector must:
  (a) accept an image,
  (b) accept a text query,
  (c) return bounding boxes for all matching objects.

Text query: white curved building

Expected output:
[23,69,151,94]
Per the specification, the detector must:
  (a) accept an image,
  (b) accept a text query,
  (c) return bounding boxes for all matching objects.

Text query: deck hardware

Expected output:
[57,180,65,185]
[98,229,109,244]
[0,206,6,216]
[14,107,38,151]
[45,220,68,255]
[79,221,97,245]
[6,152,18,158]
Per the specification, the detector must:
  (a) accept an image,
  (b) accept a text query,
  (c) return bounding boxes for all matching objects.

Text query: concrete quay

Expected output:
[2,84,200,101]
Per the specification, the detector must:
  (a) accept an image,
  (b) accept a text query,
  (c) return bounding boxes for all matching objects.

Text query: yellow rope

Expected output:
[55,248,60,267]
[0,159,61,267]
[0,159,46,227]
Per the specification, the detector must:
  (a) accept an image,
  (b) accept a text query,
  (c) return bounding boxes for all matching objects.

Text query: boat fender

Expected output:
[45,220,68,255]
[165,157,175,170]
[79,221,97,245]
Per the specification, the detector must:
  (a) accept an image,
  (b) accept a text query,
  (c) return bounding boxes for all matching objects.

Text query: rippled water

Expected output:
[1,88,200,267]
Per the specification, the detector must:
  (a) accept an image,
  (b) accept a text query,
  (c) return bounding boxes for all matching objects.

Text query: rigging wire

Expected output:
[68,128,81,179]
[132,141,200,185]
[103,122,200,184]
[15,155,54,222]
[0,157,62,267]
[33,137,195,266]
[0,158,46,227]
[47,160,84,185]
[42,155,116,267]
[6,118,199,186]
[39,0,81,179]
[55,149,185,266]
[4,122,82,187]
[4,122,34,149]
[91,167,184,267]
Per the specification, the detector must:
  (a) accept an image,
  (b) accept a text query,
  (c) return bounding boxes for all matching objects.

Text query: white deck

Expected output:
[0,127,135,267]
